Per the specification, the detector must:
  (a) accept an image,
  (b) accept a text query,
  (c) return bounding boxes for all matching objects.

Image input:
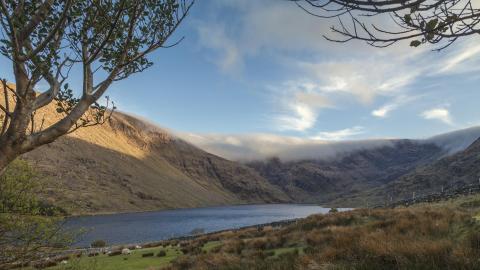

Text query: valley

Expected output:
[18,103,480,215]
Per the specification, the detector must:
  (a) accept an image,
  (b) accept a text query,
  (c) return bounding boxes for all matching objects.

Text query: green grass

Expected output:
[201,241,222,252]
[46,246,182,270]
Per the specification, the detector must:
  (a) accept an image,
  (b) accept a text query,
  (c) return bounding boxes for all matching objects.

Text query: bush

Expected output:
[90,240,106,248]
[107,251,121,257]
[264,250,275,257]
[32,260,57,269]
[221,240,243,254]
[0,160,72,266]
[157,250,167,257]
[329,208,339,213]
[88,252,100,257]
[142,252,154,257]
[467,231,480,252]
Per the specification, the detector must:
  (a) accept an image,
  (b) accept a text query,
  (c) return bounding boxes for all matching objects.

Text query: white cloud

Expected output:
[272,81,333,132]
[421,108,454,125]
[176,127,480,162]
[372,104,396,118]
[196,23,242,74]
[276,103,317,132]
[178,131,392,161]
[438,40,480,74]
[194,1,480,133]
[298,58,420,105]
[371,95,420,118]
[311,126,365,141]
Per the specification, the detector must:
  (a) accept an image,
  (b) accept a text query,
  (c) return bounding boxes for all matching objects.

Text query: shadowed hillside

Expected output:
[0,85,289,215]
[247,140,444,204]
[348,137,480,206]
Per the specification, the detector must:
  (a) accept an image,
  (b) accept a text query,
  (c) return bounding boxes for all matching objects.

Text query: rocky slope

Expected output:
[19,111,289,215]
[247,140,446,205]
[352,137,480,205]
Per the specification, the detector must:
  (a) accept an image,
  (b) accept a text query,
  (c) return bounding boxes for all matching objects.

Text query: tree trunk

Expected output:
[0,142,19,174]
[0,70,33,174]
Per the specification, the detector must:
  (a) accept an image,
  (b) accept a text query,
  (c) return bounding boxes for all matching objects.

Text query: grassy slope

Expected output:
[0,85,289,215]
[166,194,480,270]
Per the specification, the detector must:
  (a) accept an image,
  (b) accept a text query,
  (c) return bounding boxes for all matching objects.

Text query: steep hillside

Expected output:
[247,140,445,205]
[351,137,480,205]
[0,86,289,214]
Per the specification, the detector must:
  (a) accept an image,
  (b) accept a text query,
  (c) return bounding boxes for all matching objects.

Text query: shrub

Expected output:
[90,240,106,248]
[264,250,275,257]
[179,241,190,247]
[222,239,244,254]
[329,208,339,213]
[467,231,480,252]
[157,250,167,257]
[249,238,268,250]
[0,160,72,266]
[32,260,57,269]
[142,252,154,257]
[107,251,121,257]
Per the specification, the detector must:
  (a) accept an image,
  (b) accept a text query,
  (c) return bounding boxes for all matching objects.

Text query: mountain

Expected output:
[247,140,445,204]
[352,136,480,205]
[244,127,480,206]
[16,107,289,215]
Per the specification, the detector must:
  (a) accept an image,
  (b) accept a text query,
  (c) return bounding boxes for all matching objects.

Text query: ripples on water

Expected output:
[66,204,343,247]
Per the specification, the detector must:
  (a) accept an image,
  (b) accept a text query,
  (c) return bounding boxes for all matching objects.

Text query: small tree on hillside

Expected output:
[294,0,480,50]
[0,0,193,172]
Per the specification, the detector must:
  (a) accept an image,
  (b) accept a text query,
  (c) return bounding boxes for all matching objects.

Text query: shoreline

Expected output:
[54,217,305,255]
[65,202,332,218]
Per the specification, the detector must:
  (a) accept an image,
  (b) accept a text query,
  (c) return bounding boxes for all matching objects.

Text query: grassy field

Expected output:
[33,240,225,270]
[31,246,180,270]
[32,194,480,270]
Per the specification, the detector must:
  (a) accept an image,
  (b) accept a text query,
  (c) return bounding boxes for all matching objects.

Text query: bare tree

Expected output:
[294,0,480,50]
[0,0,193,172]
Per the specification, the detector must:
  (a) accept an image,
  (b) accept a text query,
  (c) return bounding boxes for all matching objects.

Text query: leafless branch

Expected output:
[294,0,480,50]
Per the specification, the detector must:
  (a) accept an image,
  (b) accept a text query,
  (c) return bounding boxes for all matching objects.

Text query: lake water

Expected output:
[66,204,339,247]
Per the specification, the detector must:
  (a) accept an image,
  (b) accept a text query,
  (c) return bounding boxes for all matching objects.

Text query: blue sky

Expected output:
[2,0,480,146]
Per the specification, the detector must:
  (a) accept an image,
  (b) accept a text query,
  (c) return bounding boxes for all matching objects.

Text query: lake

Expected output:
[66,204,341,247]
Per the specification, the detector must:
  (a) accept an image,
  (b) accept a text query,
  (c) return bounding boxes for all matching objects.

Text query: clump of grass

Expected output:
[90,240,106,248]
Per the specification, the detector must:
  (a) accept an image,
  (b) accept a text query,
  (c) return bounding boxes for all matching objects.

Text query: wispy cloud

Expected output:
[196,23,242,74]
[311,126,366,141]
[372,104,396,118]
[194,1,480,135]
[438,41,480,74]
[276,103,317,132]
[371,95,420,118]
[421,107,454,125]
[273,81,333,132]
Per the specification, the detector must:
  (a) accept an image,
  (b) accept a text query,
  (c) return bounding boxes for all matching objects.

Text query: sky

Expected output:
[2,0,480,156]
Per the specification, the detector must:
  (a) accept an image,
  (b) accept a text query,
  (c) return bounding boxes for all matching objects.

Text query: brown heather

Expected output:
[165,198,480,270]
